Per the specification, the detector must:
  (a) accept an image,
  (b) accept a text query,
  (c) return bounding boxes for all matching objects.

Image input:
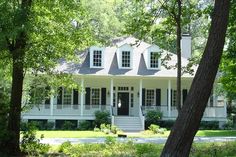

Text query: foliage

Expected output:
[94,110,111,127]
[110,125,119,134]
[148,124,166,134]
[20,124,50,156]
[105,136,116,145]
[57,141,236,157]
[58,141,72,153]
[220,0,236,101]
[78,120,94,131]
[199,121,219,130]
[145,110,163,127]
[62,121,76,130]
[21,121,55,131]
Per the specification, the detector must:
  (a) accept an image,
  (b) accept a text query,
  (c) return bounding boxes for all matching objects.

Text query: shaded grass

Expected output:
[36,130,236,138]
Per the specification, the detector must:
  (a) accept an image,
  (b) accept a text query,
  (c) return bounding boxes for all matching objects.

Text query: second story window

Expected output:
[93,50,102,67]
[89,46,104,68]
[122,51,130,67]
[150,52,159,68]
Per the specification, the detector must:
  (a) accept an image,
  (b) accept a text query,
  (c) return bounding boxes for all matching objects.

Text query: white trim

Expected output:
[144,45,161,70]
[116,44,134,69]
[50,95,54,116]
[110,79,113,107]
[168,80,171,117]
[80,78,84,116]
[89,46,105,68]
[139,79,142,106]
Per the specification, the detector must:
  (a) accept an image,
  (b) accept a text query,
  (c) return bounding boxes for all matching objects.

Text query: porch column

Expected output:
[110,78,113,107]
[50,95,54,116]
[80,78,84,116]
[168,80,171,117]
[139,79,143,106]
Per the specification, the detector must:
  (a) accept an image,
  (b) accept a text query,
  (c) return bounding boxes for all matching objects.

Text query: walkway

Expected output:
[40,136,236,145]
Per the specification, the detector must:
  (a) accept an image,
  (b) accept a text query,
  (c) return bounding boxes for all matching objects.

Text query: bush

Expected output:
[111,125,119,134]
[46,122,55,130]
[145,110,163,128]
[21,124,50,156]
[199,121,219,130]
[58,141,72,153]
[148,124,166,134]
[94,110,111,127]
[105,136,116,145]
[79,120,94,130]
[62,121,76,130]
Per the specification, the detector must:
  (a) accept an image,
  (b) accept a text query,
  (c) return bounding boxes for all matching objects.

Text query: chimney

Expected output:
[181,34,192,59]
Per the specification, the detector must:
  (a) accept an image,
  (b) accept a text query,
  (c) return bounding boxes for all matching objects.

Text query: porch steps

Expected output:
[114,116,143,131]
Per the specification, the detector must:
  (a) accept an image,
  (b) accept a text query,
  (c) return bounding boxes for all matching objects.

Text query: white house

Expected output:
[22,36,227,131]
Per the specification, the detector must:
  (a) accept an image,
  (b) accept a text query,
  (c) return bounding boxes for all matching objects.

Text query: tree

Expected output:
[161,0,230,156]
[0,0,93,155]
[124,0,200,112]
[220,0,236,105]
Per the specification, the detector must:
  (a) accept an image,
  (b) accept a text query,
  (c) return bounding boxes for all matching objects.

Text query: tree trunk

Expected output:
[161,0,230,156]
[6,52,24,155]
[5,0,32,155]
[176,0,182,112]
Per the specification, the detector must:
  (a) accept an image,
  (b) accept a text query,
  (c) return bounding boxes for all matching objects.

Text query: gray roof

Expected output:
[55,37,196,78]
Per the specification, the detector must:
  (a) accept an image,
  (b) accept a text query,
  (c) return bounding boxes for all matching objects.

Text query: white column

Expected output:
[50,95,54,116]
[139,79,143,106]
[80,78,84,116]
[168,80,171,117]
[110,78,113,106]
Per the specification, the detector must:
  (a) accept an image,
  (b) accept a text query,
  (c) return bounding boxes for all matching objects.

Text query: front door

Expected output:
[117,92,129,115]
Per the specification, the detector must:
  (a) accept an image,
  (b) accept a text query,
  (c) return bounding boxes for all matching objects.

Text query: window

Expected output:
[91,88,100,105]
[121,51,130,67]
[150,52,159,68]
[146,89,155,106]
[93,50,102,67]
[63,89,72,105]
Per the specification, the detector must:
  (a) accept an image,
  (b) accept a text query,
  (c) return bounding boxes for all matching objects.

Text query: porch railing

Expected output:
[139,106,145,130]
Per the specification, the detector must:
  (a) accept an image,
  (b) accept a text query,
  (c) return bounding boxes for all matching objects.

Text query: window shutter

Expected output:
[171,89,173,106]
[57,87,62,105]
[101,88,106,105]
[182,89,188,105]
[167,89,168,105]
[85,87,90,105]
[73,89,79,105]
[156,89,161,106]
[142,88,145,106]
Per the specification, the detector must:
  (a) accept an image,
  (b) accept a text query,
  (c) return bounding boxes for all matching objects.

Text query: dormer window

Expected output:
[89,46,104,68]
[93,50,102,67]
[143,45,161,70]
[122,51,131,67]
[116,44,133,69]
[150,52,159,68]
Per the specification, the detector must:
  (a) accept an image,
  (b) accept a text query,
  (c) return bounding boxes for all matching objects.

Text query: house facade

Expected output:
[22,36,227,131]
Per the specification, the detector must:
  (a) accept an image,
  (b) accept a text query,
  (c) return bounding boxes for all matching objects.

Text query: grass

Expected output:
[51,141,236,157]
[36,130,236,138]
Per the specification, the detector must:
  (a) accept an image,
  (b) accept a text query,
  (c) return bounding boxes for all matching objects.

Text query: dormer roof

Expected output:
[55,37,196,78]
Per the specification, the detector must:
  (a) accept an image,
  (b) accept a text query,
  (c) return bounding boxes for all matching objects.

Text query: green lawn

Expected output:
[36,130,236,138]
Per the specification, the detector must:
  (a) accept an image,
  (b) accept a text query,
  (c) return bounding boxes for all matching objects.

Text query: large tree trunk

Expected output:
[6,51,24,155]
[5,0,32,155]
[176,0,182,112]
[161,0,230,156]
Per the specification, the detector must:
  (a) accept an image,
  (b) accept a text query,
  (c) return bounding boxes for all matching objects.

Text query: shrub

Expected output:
[145,110,163,128]
[105,136,116,145]
[94,126,100,132]
[199,121,219,130]
[21,124,50,156]
[148,124,160,134]
[58,141,72,153]
[94,110,111,127]
[62,121,76,130]
[79,120,94,130]
[111,125,119,134]
[46,121,55,130]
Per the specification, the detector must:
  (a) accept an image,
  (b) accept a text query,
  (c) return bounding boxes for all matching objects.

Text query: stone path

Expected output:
[40,136,236,145]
